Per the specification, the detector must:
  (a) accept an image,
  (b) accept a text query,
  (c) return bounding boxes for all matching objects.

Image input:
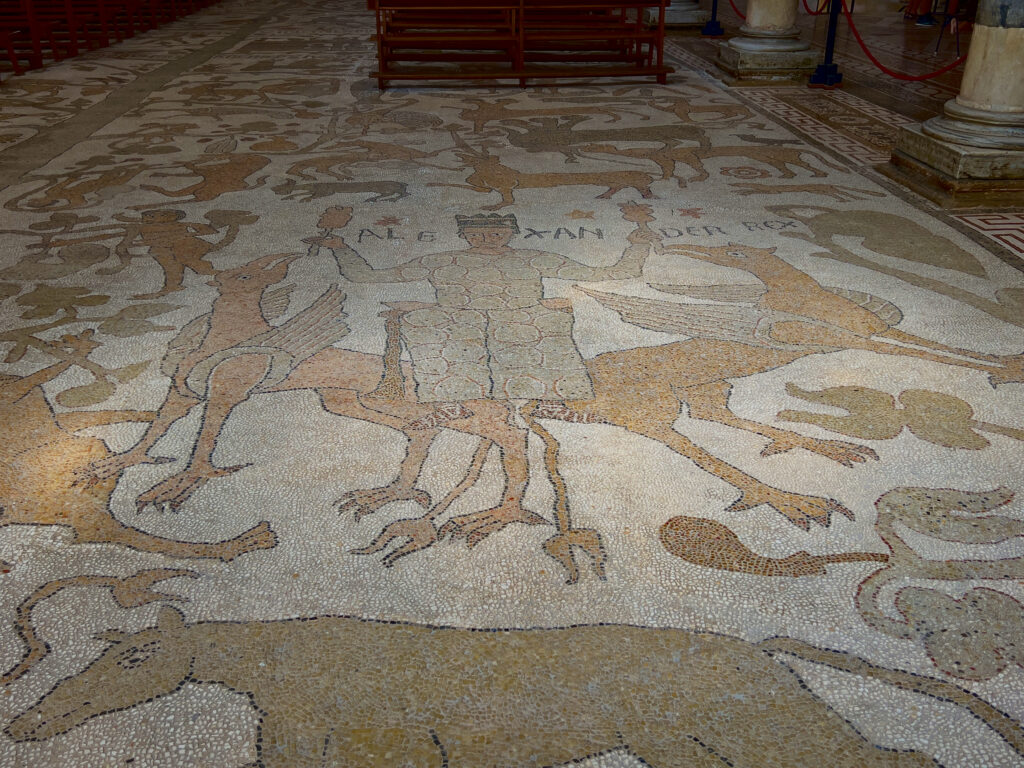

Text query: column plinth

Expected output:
[717,0,816,82]
[886,2,1024,206]
[647,0,710,26]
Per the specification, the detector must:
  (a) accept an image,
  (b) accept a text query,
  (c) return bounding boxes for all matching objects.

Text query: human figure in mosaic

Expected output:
[322,206,652,406]
[316,204,654,558]
[105,209,254,299]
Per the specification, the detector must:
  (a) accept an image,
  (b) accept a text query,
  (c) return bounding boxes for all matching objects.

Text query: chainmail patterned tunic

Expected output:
[332,238,648,402]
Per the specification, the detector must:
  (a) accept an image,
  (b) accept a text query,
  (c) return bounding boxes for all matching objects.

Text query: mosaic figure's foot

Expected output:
[350,515,439,567]
[438,502,549,548]
[335,486,432,521]
[135,464,250,513]
[74,452,174,488]
[726,487,854,530]
[542,528,608,584]
[761,435,879,466]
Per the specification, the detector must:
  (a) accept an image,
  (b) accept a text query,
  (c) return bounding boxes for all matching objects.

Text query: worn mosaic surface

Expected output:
[1,1,1024,766]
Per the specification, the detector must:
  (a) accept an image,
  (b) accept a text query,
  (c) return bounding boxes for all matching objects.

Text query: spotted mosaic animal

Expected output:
[285,140,442,181]
[496,116,710,163]
[429,131,657,210]
[581,143,846,187]
[271,177,408,203]
[138,146,270,205]
[0,355,276,561]
[649,95,755,124]
[447,96,638,133]
[10,604,998,767]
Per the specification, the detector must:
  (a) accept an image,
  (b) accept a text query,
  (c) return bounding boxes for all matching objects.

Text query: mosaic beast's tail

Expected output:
[759,636,1024,759]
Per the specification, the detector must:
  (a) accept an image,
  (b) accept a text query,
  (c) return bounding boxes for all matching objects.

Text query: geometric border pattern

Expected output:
[953,213,1024,257]
[738,87,915,165]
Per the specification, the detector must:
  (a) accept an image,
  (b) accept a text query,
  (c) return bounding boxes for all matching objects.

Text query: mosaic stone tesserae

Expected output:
[1,0,1023,766]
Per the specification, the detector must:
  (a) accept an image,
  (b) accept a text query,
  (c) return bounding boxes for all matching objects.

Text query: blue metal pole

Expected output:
[809,0,843,86]
[702,0,725,36]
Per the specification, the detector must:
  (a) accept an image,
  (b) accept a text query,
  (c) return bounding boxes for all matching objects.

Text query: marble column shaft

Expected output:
[922,0,1024,149]
[888,0,1024,201]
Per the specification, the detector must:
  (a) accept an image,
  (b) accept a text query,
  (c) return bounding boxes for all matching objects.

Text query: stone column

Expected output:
[717,0,817,82]
[888,0,1024,204]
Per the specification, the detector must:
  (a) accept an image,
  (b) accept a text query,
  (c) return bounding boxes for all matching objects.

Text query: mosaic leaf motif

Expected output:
[778,384,1024,448]
[95,304,179,338]
[660,486,1024,686]
[895,588,1024,681]
[15,285,109,319]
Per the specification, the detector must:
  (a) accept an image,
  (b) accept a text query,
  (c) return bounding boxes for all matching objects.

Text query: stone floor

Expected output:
[1,1,1023,766]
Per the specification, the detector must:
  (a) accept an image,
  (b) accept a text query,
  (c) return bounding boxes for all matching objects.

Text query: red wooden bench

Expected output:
[1,0,223,77]
[0,0,60,73]
[372,0,671,88]
[28,0,101,58]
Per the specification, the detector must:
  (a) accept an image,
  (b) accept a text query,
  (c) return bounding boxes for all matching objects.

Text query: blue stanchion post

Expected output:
[809,0,843,86]
[702,0,725,36]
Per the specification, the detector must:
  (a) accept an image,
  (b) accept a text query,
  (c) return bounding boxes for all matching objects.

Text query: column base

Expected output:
[646,3,710,26]
[922,101,1024,150]
[881,124,1024,208]
[717,39,818,84]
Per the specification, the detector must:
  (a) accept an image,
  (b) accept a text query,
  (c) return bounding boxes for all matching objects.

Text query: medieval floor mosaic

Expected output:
[1,1,1023,766]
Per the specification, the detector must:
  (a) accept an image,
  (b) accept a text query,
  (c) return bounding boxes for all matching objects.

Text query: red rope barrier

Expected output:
[839,0,967,80]
[802,0,827,15]
[726,0,746,20]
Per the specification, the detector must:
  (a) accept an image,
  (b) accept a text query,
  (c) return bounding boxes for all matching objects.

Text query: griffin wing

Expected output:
[578,286,788,348]
[251,286,349,360]
[648,282,766,304]
[260,283,295,322]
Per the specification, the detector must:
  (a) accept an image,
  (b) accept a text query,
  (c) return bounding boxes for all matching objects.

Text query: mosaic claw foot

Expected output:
[335,487,432,521]
[542,528,607,584]
[73,453,174,489]
[761,436,879,467]
[989,353,1024,386]
[350,516,439,567]
[438,503,549,548]
[135,464,250,513]
[726,487,853,530]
